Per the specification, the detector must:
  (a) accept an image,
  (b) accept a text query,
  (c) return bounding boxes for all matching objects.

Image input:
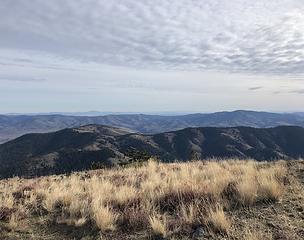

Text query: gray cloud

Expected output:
[272,88,304,95]
[248,86,263,91]
[0,0,304,75]
[290,89,304,94]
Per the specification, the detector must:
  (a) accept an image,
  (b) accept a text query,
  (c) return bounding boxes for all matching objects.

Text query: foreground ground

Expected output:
[0,159,303,240]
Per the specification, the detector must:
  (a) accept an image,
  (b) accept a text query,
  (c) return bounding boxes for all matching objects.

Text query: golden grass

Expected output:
[236,176,259,205]
[0,159,289,238]
[149,213,167,237]
[257,170,285,201]
[179,202,197,225]
[243,226,273,240]
[8,212,19,229]
[207,204,231,234]
[93,203,118,231]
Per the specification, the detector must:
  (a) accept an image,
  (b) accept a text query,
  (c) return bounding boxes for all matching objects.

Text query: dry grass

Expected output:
[0,159,292,239]
[207,204,231,234]
[149,213,168,237]
[8,212,19,229]
[179,202,197,225]
[258,171,285,201]
[92,203,118,231]
[242,226,273,240]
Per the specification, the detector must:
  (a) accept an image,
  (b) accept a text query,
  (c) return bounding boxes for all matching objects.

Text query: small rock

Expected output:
[193,225,205,239]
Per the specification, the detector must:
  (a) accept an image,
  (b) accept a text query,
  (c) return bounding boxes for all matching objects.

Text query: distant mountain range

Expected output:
[294,112,304,117]
[1,124,304,178]
[1,110,304,144]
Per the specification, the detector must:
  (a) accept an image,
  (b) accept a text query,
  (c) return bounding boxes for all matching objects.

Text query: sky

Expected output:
[0,0,304,114]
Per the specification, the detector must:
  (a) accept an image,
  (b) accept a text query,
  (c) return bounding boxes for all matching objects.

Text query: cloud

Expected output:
[290,89,304,94]
[0,74,45,82]
[248,86,263,91]
[272,87,304,95]
[0,0,304,75]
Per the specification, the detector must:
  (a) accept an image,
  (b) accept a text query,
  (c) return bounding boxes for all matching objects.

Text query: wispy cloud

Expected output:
[290,89,304,94]
[0,74,45,82]
[248,86,263,91]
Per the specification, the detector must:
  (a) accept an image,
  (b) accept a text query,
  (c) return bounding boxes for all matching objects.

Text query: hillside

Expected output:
[1,125,304,178]
[1,110,304,144]
[0,160,303,240]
